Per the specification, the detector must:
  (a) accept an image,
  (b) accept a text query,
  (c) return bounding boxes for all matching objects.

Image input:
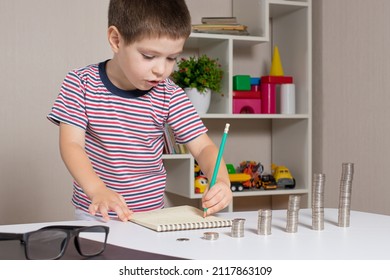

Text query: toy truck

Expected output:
[227,162,262,192]
[260,174,277,190]
[271,164,296,189]
[229,173,252,192]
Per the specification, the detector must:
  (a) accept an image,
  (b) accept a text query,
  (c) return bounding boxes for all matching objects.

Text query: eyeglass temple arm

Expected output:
[0,232,24,241]
[42,225,85,230]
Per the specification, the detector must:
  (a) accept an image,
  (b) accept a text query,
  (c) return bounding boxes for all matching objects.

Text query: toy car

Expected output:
[272,164,296,188]
[226,163,254,192]
[229,173,252,192]
[261,174,277,190]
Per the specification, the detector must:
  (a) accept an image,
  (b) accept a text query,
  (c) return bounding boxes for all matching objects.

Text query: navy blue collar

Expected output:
[99,60,149,98]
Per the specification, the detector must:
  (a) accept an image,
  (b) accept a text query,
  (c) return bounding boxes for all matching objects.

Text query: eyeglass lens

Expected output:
[26,229,67,260]
[25,226,107,260]
[77,226,107,256]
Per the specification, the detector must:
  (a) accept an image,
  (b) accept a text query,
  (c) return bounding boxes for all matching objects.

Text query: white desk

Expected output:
[1,208,389,260]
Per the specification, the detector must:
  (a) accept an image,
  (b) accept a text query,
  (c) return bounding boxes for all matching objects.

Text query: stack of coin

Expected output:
[231,218,246,238]
[286,194,301,233]
[257,209,272,235]
[203,232,219,240]
[312,173,326,230]
[338,162,354,227]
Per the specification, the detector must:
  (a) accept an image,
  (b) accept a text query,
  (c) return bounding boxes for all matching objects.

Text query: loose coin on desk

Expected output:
[176,238,190,242]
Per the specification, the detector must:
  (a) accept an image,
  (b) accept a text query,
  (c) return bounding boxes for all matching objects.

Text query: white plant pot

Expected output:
[184,87,211,114]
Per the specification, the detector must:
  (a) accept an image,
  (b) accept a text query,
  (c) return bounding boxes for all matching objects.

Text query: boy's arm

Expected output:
[186,133,232,216]
[59,123,132,222]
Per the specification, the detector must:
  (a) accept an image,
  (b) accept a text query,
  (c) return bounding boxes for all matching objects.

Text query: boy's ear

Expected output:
[107,26,121,53]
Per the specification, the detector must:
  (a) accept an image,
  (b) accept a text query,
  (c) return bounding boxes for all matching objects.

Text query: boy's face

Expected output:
[108,29,186,91]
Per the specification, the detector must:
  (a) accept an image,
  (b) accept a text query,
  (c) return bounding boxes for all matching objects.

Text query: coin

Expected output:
[257,209,272,235]
[312,173,325,231]
[231,218,246,238]
[338,162,354,227]
[203,232,219,240]
[176,238,190,242]
[286,195,301,233]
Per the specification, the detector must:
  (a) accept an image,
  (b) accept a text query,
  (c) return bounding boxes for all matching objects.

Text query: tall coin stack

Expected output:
[312,173,325,230]
[338,162,354,227]
[231,218,246,238]
[285,195,301,233]
[257,209,272,235]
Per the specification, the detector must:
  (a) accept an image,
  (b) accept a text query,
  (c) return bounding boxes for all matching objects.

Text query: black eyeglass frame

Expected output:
[0,225,109,260]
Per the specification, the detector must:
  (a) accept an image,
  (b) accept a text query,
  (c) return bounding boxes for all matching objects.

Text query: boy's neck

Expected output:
[105,58,137,91]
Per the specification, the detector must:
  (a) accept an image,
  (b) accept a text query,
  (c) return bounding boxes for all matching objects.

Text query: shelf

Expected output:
[269,0,309,19]
[166,0,312,211]
[198,113,310,119]
[231,187,309,197]
[162,154,191,160]
[173,187,309,200]
[188,32,267,44]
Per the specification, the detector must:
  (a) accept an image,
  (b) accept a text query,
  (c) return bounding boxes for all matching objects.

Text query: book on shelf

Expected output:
[130,205,232,232]
[201,17,237,25]
[192,22,249,35]
[192,23,247,31]
[192,29,249,36]
[163,124,188,155]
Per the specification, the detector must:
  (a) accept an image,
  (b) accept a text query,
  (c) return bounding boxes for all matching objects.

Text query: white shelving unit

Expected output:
[164,0,312,211]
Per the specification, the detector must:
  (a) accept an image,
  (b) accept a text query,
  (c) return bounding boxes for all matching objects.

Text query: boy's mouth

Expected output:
[147,80,160,87]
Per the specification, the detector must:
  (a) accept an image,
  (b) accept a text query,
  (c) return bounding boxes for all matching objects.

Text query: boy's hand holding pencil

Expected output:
[203,123,231,217]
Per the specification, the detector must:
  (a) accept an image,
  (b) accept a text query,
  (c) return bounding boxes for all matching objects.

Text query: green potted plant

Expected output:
[172,54,224,94]
[171,54,224,114]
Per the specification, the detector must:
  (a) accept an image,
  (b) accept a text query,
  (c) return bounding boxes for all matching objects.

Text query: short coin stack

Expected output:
[203,232,219,240]
[312,173,326,230]
[338,162,354,227]
[286,195,301,233]
[257,209,272,235]
[231,218,246,238]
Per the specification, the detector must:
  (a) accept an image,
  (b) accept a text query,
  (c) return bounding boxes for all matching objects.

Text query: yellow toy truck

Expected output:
[227,163,261,192]
[272,164,296,189]
[229,173,252,192]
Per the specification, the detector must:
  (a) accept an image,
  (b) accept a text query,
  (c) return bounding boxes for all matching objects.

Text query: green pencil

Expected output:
[203,123,230,217]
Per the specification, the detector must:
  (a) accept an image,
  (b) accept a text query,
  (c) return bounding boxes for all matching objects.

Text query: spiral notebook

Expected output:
[130,205,232,232]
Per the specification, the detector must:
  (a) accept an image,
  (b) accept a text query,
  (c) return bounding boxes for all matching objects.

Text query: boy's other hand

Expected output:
[88,188,133,222]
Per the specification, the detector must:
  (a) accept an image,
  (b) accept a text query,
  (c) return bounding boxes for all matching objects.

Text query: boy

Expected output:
[47,0,232,222]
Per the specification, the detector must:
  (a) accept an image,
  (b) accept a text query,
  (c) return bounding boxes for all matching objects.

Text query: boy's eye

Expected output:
[141,53,177,62]
[142,54,154,60]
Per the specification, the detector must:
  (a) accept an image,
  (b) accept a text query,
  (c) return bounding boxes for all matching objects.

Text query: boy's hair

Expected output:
[108,0,192,44]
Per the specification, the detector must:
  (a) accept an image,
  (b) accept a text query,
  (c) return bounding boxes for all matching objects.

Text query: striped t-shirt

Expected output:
[47,61,207,216]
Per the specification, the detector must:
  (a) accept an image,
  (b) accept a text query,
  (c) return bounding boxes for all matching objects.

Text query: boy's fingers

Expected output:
[99,206,110,222]
[89,203,110,221]
[112,204,132,222]
[88,204,98,216]
[202,185,231,215]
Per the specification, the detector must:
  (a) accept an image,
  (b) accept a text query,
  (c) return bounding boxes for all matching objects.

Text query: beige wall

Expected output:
[0,0,111,224]
[312,0,390,215]
[1,0,389,225]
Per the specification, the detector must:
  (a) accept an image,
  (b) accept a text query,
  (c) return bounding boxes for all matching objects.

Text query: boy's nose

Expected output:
[152,61,166,77]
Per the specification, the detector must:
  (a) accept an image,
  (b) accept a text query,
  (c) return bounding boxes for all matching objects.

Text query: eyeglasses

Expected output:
[0,225,109,260]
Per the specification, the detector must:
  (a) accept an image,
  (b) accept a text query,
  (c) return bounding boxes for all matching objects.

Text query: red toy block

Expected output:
[261,83,276,114]
[233,91,261,114]
[233,91,261,99]
[261,76,293,84]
